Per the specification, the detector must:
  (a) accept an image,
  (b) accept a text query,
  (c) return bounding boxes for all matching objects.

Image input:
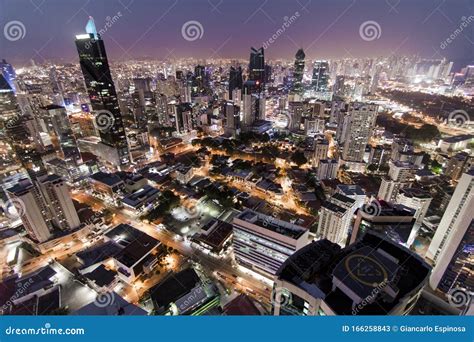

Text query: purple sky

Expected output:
[1,0,473,69]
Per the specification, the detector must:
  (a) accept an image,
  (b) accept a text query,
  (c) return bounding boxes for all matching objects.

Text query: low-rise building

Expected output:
[232,209,309,277]
[150,268,220,315]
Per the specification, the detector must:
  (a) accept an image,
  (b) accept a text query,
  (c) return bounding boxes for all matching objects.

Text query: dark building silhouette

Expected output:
[228,66,243,100]
[292,48,305,95]
[249,47,265,89]
[75,17,129,166]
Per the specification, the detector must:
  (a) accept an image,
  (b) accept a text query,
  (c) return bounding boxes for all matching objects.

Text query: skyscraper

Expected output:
[37,174,81,231]
[223,100,240,138]
[228,66,243,100]
[0,73,20,125]
[193,65,209,97]
[427,170,474,295]
[6,174,81,244]
[41,105,82,169]
[333,75,345,96]
[242,81,265,129]
[75,17,129,167]
[342,103,378,163]
[249,47,265,88]
[311,60,329,92]
[291,49,305,95]
[2,74,46,178]
[6,179,52,243]
[0,59,16,92]
[317,193,356,245]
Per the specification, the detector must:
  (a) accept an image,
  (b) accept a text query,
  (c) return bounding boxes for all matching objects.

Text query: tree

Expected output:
[367,164,378,173]
[290,151,307,166]
[431,160,442,174]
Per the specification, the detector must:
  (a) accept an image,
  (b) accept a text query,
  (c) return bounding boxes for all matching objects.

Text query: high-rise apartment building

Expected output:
[341,103,378,162]
[6,180,53,243]
[311,60,329,92]
[6,174,80,243]
[427,170,474,296]
[378,161,417,202]
[317,193,356,246]
[228,66,243,100]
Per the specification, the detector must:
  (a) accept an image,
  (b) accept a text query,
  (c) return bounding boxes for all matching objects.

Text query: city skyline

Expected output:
[1,0,473,69]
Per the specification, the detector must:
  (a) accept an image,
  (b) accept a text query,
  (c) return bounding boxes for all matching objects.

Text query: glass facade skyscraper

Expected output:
[75,17,129,166]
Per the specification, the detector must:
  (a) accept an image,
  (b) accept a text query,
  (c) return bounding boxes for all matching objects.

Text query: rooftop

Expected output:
[192,219,233,252]
[150,268,201,309]
[122,185,160,209]
[336,184,365,196]
[235,210,307,240]
[90,172,124,187]
[399,188,432,199]
[84,265,117,288]
[440,134,474,143]
[72,292,147,316]
[223,294,261,315]
[277,232,431,315]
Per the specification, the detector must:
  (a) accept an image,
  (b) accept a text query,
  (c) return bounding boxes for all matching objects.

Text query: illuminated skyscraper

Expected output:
[2,74,46,178]
[311,60,329,92]
[6,174,80,243]
[41,105,82,169]
[342,103,378,163]
[75,17,129,166]
[291,49,305,95]
[428,170,474,296]
[0,59,16,92]
[228,66,243,100]
[249,47,265,88]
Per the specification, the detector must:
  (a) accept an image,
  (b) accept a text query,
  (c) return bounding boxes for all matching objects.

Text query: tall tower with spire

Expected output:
[75,17,129,167]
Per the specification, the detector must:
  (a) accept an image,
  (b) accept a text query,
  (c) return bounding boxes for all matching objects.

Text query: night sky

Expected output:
[1,0,473,69]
